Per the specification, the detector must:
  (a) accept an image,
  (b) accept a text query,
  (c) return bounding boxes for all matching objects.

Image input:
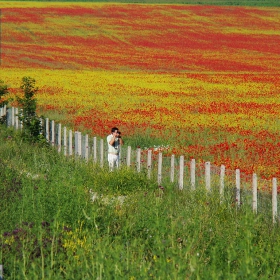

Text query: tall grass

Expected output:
[1,124,280,279]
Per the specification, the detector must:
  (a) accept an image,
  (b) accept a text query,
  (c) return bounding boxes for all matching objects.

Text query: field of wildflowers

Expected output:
[1,2,280,178]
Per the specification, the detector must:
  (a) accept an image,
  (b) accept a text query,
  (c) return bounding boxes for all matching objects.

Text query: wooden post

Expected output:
[100,139,104,168]
[119,146,122,168]
[57,123,62,153]
[205,162,211,191]
[136,148,141,172]
[51,120,55,146]
[63,127,67,156]
[93,137,97,163]
[252,173,257,214]
[39,118,43,135]
[11,107,15,127]
[6,107,10,126]
[157,152,162,185]
[78,132,82,156]
[19,108,23,130]
[170,154,175,183]
[84,134,89,162]
[127,146,131,167]
[0,107,3,117]
[75,131,82,157]
[236,169,241,207]
[272,178,277,224]
[69,130,73,156]
[220,165,225,202]
[179,155,184,190]
[190,159,195,190]
[0,264,3,280]
[15,108,19,129]
[147,149,152,179]
[74,131,78,156]
[45,118,49,142]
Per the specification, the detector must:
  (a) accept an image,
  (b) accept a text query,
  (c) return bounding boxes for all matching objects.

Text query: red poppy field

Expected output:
[1,2,280,179]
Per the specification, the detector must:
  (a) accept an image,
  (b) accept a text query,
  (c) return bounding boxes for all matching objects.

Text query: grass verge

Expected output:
[1,124,280,279]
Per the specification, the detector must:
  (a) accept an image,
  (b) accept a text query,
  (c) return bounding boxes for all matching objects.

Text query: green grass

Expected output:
[0,0,279,6]
[1,124,280,279]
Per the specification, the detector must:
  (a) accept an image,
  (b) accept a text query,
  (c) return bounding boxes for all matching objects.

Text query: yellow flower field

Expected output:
[1,1,280,178]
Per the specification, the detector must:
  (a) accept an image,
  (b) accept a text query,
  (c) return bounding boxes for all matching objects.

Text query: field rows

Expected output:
[1,2,280,178]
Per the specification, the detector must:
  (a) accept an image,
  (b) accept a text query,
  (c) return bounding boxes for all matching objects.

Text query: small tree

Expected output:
[0,80,9,124]
[17,77,43,142]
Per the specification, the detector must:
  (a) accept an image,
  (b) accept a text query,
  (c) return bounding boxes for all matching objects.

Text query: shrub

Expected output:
[0,80,9,124]
[16,77,45,143]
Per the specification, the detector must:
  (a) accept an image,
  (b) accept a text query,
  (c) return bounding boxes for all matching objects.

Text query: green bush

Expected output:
[16,77,45,143]
[0,80,9,125]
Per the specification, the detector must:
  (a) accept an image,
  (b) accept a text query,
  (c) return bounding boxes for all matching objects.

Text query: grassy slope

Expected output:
[1,125,280,279]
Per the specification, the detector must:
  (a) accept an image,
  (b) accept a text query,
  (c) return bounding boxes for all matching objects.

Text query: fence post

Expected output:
[15,107,19,130]
[236,169,241,207]
[93,137,97,163]
[57,123,61,153]
[78,132,82,156]
[157,152,162,185]
[272,178,277,224]
[119,146,122,168]
[74,131,78,155]
[51,120,55,146]
[11,106,15,127]
[100,139,104,168]
[6,107,11,127]
[39,118,43,136]
[19,108,23,130]
[136,148,141,172]
[220,165,225,202]
[63,127,67,156]
[252,173,257,214]
[0,106,5,117]
[179,155,184,190]
[170,154,175,183]
[127,146,131,167]
[69,130,73,156]
[84,134,89,162]
[205,162,211,191]
[75,131,80,157]
[0,264,3,280]
[45,118,49,142]
[190,158,195,190]
[147,149,152,179]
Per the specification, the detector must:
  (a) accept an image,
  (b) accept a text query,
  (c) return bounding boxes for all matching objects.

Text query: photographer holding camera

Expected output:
[107,127,123,170]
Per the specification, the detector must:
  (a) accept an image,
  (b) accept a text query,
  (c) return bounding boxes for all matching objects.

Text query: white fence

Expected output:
[2,106,279,224]
[0,105,6,119]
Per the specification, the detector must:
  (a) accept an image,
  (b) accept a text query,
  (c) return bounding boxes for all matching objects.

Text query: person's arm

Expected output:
[119,136,123,145]
[109,135,116,146]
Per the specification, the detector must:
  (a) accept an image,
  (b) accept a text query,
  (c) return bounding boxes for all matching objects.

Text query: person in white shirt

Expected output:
[107,127,123,170]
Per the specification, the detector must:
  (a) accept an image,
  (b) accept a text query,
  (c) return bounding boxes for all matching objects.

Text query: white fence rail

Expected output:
[2,106,279,224]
